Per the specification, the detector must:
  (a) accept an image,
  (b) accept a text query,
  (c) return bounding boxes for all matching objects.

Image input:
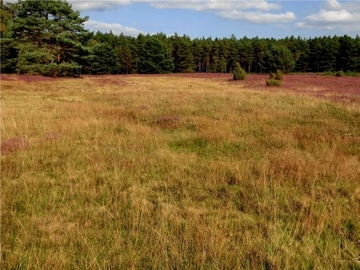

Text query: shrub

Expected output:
[275,69,284,81]
[335,70,345,77]
[233,63,246,80]
[266,79,282,87]
[323,70,335,76]
[269,70,284,81]
[345,70,358,77]
[267,70,283,87]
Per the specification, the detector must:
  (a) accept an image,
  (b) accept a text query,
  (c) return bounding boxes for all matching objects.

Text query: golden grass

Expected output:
[1,75,360,269]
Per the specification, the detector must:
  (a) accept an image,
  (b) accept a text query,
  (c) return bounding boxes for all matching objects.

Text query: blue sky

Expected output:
[12,0,360,38]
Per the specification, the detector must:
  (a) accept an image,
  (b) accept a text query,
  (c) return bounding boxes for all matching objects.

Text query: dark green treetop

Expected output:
[12,0,91,76]
[260,44,295,74]
[137,36,174,74]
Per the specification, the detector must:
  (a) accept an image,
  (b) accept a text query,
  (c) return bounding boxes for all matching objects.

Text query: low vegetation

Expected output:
[233,63,246,80]
[266,78,282,87]
[266,70,284,87]
[323,70,359,77]
[1,75,360,269]
[336,70,346,77]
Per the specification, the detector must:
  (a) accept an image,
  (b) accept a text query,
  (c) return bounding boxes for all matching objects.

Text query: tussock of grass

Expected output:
[1,76,360,269]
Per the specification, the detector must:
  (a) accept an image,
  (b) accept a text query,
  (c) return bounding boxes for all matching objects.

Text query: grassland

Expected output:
[1,74,360,269]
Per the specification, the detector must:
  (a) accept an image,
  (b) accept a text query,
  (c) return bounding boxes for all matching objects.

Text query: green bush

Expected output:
[269,70,284,81]
[323,70,358,77]
[266,79,282,87]
[323,70,335,76]
[335,70,345,77]
[233,63,246,80]
[345,70,358,77]
[275,69,284,81]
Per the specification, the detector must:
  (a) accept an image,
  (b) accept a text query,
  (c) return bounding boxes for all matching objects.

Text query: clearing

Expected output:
[1,74,359,269]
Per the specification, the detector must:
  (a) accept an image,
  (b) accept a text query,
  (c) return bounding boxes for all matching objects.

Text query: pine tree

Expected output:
[233,62,246,80]
[172,34,194,73]
[12,0,91,76]
[260,45,295,74]
[137,36,174,74]
[118,44,134,74]
[87,43,120,75]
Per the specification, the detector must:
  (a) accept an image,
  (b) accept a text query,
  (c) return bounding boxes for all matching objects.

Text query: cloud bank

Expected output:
[296,0,360,33]
[69,0,296,24]
[84,19,145,36]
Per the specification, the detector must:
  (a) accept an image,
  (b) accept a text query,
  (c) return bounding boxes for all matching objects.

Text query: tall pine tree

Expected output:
[137,36,174,74]
[12,0,90,76]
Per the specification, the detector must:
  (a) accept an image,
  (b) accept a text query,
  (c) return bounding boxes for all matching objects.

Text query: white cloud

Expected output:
[296,0,360,33]
[148,0,294,25]
[5,0,295,26]
[69,0,131,11]
[306,9,354,23]
[68,0,281,12]
[84,19,145,36]
[219,10,295,23]
[326,0,342,10]
[150,0,281,12]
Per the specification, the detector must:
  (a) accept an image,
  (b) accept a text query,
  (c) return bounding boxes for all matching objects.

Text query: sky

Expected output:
[10,0,360,38]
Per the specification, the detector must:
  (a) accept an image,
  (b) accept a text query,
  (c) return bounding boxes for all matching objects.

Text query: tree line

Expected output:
[1,0,360,77]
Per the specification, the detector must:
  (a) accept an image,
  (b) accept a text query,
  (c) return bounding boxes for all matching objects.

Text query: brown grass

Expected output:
[1,74,359,269]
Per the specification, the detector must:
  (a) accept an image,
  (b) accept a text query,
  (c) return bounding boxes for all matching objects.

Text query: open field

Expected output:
[1,74,360,269]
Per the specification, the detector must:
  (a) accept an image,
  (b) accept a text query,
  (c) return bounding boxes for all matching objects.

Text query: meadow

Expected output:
[1,74,360,269]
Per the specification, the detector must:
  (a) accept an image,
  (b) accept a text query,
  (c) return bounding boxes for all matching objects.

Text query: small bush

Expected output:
[345,70,358,77]
[323,70,335,76]
[266,79,282,87]
[275,70,284,81]
[267,70,283,87]
[335,70,345,77]
[233,63,246,80]
[269,70,284,81]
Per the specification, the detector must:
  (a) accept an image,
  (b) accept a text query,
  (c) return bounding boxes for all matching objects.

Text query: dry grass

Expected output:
[1,75,360,269]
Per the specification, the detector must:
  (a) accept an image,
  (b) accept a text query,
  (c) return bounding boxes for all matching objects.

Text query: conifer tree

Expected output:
[12,0,91,76]
[87,43,120,75]
[137,36,174,74]
[260,45,295,74]
[233,62,246,80]
[172,34,194,73]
